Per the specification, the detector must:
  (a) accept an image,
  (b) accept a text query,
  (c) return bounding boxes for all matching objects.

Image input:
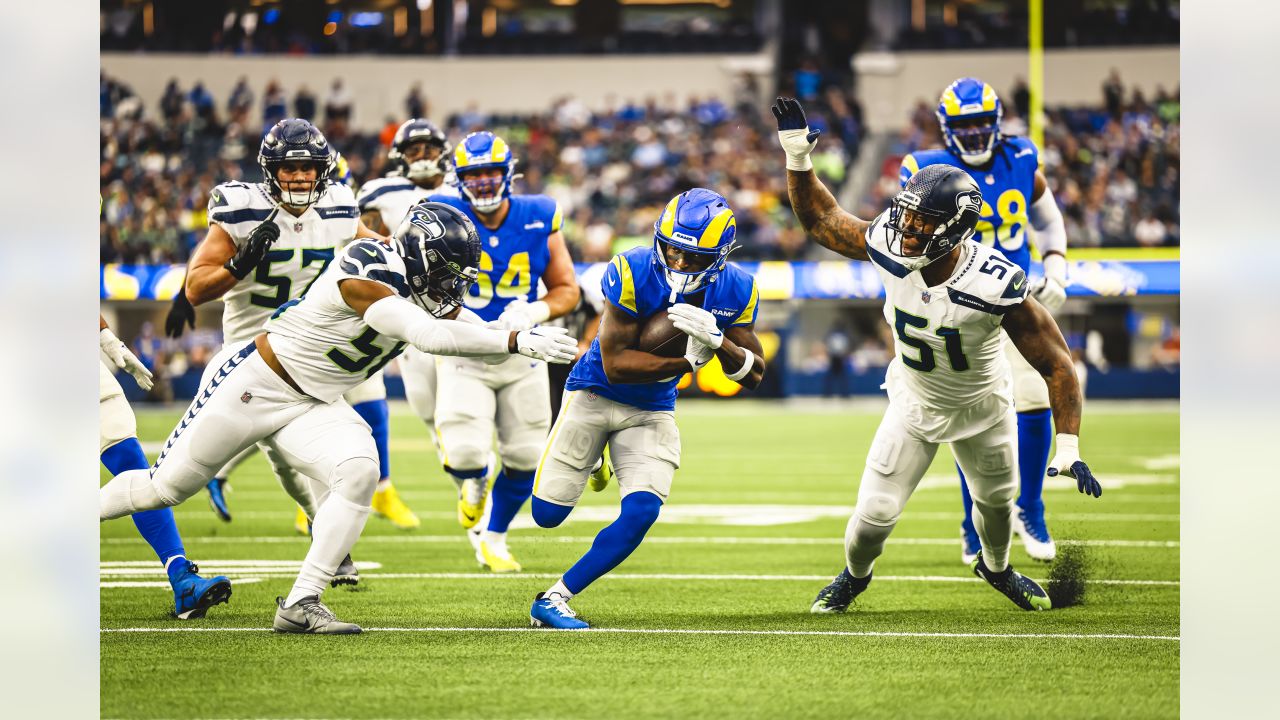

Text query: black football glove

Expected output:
[772,97,822,171]
[224,208,280,280]
[164,285,196,339]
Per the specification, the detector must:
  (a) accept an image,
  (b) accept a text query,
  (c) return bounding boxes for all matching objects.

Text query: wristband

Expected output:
[725,350,755,382]
[1055,433,1079,456]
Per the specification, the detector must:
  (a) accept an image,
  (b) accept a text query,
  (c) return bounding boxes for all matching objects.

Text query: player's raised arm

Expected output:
[186,208,280,305]
[772,97,871,261]
[1002,296,1102,497]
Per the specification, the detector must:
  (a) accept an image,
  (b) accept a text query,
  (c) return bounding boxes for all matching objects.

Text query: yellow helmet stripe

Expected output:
[940,86,962,116]
[454,144,469,167]
[699,209,735,249]
[981,83,998,111]
[658,196,680,238]
[490,136,508,162]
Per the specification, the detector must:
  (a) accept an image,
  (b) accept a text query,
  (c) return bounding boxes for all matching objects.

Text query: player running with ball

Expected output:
[773,98,1102,612]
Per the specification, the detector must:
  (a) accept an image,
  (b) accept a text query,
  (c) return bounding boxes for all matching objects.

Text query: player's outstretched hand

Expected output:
[1031,277,1067,313]
[165,286,196,339]
[669,303,724,350]
[515,326,577,364]
[224,207,281,279]
[100,328,155,392]
[497,299,536,332]
[772,97,822,171]
[1047,433,1102,498]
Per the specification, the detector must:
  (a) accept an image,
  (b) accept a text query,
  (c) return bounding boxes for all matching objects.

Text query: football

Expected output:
[637,309,687,358]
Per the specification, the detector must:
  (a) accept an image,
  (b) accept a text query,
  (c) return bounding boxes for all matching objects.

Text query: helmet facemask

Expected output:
[885,191,973,272]
[392,139,451,185]
[265,157,330,209]
[939,112,1001,166]
[406,240,478,318]
[653,235,731,296]
[456,166,510,213]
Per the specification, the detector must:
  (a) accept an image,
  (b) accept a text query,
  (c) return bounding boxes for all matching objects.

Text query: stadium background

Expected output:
[99,0,1179,407]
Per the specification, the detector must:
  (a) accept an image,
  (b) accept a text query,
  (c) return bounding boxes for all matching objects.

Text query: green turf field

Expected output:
[101,400,1179,719]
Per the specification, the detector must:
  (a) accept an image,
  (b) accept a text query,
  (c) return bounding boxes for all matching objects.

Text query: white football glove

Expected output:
[1046,433,1102,498]
[1031,254,1069,313]
[514,326,577,365]
[669,303,724,350]
[100,328,154,391]
[684,335,715,373]
[496,299,551,332]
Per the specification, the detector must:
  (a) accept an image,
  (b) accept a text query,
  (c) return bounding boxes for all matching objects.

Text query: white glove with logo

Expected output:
[1046,433,1102,498]
[100,328,154,391]
[684,335,716,373]
[669,303,724,350]
[1030,253,1068,313]
[514,326,577,364]
[496,299,551,332]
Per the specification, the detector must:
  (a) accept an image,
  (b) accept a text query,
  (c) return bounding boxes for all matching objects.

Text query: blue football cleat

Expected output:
[530,593,589,629]
[961,522,981,565]
[206,477,232,522]
[170,559,232,620]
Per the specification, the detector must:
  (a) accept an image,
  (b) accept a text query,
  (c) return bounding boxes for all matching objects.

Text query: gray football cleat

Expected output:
[331,554,359,588]
[272,595,362,635]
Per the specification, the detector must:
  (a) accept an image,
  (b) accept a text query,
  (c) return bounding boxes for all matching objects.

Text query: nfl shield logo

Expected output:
[921,290,931,304]
[241,392,253,404]
[293,222,304,232]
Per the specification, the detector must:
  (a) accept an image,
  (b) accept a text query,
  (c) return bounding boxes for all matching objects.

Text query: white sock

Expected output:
[163,554,187,573]
[972,501,1012,573]
[99,469,168,520]
[545,579,573,600]
[286,493,370,606]
[481,529,507,549]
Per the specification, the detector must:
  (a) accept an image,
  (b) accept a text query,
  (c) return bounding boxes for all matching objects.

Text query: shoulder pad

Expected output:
[208,183,273,226]
[356,177,414,208]
[947,246,1026,315]
[336,240,410,298]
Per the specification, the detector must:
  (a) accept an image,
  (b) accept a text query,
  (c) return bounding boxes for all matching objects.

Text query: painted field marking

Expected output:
[102,535,1178,548]
[99,625,1180,642]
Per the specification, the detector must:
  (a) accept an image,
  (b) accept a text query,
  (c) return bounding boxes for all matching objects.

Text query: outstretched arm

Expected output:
[772,97,871,261]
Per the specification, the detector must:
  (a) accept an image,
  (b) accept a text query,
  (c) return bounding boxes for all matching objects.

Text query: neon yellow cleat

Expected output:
[457,477,489,529]
[294,506,310,536]
[372,482,421,530]
[589,443,614,493]
[479,538,522,573]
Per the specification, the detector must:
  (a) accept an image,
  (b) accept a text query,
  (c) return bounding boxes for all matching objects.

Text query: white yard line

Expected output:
[99,625,1180,642]
[102,535,1178,548]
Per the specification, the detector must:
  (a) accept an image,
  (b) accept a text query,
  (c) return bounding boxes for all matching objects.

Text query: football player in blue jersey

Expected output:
[900,78,1072,563]
[420,131,580,572]
[526,188,766,629]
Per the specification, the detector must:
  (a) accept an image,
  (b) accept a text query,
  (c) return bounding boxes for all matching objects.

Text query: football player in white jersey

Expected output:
[773,98,1102,612]
[180,120,404,572]
[100,202,578,633]
[352,119,460,528]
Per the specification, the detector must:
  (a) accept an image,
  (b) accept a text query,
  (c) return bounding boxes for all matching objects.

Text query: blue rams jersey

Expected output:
[566,246,759,412]
[900,136,1039,272]
[427,193,562,321]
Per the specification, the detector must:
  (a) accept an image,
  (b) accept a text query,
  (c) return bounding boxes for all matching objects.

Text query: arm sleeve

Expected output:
[364,295,510,358]
[1028,191,1068,259]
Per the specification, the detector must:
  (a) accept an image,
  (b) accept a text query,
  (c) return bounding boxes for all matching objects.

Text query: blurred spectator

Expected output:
[188,82,215,121]
[324,79,353,123]
[1103,70,1125,118]
[294,85,317,121]
[159,79,184,121]
[227,77,254,116]
[405,83,427,120]
[823,325,851,397]
[1010,77,1030,119]
[262,80,287,128]
[1133,211,1168,247]
[1150,326,1180,369]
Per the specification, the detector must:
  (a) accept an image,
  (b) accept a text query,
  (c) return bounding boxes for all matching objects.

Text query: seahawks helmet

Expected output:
[258,119,335,208]
[652,188,738,295]
[936,77,1004,166]
[450,131,515,213]
[392,201,481,317]
[885,164,983,271]
[388,119,451,183]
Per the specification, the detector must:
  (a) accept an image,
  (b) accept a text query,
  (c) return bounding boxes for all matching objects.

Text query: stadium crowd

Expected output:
[100,71,862,266]
[864,72,1180,247]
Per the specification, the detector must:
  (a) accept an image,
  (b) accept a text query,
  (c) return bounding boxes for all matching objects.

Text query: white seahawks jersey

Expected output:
[356,176,458,234]
[265,240,412,403]
[865,211,1028,411]
[208,181,359,344]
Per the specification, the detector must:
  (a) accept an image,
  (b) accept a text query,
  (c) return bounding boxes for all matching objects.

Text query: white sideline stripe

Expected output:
[98,625,1180,642]
[169,509,1181,522]
[97,571,1179,587]
[102,535,1179,548]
